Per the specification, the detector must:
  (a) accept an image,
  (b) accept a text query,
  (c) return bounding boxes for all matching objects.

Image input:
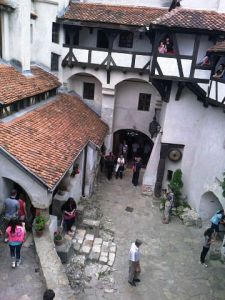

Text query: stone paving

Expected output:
[0,233,45,300]
[76,169,225,300]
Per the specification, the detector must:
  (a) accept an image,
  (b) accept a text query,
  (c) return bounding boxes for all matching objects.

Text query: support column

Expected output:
[1,12,10,61]
[101,86,115,152]
[142,133,162,195]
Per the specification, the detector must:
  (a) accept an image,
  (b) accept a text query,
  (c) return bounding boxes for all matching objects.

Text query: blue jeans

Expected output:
[9,243,22,260]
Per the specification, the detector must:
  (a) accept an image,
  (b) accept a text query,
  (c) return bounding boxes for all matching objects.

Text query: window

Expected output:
[138,93,151,111]
[30,24,33,44]
[52,22,60,44]
[64,25,79,45]
[97,30,109,49]
[51,53,59,71]
[167,170,173,181]
[83,82,95,100]
[119,31,133,48]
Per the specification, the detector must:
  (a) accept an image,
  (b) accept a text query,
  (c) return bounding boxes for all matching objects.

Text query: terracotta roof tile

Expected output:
[0,94,108,188]
[0,65,60,105]
[152,8,225,32]
[62,3,166,26]
[208,41,225,54]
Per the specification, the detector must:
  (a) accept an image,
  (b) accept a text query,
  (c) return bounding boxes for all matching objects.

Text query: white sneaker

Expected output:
[16,259,21,266]
[12,261,16,269]
[201,263,208,267]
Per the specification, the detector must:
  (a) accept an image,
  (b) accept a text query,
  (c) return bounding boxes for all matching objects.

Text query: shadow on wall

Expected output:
[199,191,223,221]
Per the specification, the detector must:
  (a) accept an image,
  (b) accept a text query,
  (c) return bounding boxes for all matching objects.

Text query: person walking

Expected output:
[128,239,142,286]
[3,189,19,242]
[132,157,142,186]
[6,218,25,268]
[115,154,125,179]
[17,194,27,222]
[61,197,77,235]
[200,228,214,267]
[105,152,115,180]
[210,209,224,239]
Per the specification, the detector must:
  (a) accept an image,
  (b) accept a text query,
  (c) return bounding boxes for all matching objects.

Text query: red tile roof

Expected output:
[208,41,225,54]
[0,65,60,105]
[62,3,166,26]
[0,93,108,189]
[152,8,225,32]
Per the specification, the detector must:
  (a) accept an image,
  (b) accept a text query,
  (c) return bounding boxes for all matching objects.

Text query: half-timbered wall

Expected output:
[153,32,213,82]
[61,27,152,73]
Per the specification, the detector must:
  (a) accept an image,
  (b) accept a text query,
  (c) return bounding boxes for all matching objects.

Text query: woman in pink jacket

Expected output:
[6,218,25,268]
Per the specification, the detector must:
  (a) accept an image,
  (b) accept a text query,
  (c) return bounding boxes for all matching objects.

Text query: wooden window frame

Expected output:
[83,82,95,100]
[52,22,60,44]
[119,31,134,48]
[51,53,60,71]
[138,93,151,111]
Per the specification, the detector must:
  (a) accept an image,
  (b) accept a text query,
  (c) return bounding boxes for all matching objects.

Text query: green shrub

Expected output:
[169,169,183,207]
[34,214,46,231]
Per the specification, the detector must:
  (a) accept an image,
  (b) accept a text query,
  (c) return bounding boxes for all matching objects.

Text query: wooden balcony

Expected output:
[62,45,151,75]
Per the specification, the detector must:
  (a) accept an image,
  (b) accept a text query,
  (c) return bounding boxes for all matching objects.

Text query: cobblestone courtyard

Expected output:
[78,169,225,300]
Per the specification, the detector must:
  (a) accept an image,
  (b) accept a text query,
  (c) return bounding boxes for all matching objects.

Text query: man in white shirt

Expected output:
[128,239,142,286]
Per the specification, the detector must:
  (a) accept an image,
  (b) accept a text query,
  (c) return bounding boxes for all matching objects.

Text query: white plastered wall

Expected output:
[161,84,225,215]
[113,80,161,137]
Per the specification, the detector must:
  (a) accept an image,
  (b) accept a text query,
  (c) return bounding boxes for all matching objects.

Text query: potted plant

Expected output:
[54,231,64,246]
[34,214,46,237]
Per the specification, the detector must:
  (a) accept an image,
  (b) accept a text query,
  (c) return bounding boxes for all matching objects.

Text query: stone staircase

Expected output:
[66,228,116,267]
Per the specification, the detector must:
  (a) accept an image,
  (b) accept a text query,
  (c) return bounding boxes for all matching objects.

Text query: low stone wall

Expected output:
[33,228,75,300]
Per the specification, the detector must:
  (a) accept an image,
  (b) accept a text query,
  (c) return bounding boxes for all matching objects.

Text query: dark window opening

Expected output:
[0,14,2,58]
[64,25,79,46]
[119,31,133,48]
[97,30,109,49]
[83,82,95,100]
[167,170,173,181]
[52,22,60,44]
[138,93,151,111]
[51,53,59,71]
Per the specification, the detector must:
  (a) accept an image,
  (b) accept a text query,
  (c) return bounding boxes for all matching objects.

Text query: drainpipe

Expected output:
[82,145,87,197]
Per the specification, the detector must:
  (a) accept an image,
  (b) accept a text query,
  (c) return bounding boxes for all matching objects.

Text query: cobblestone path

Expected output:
[0,232,45,300]
[78,169,225,300]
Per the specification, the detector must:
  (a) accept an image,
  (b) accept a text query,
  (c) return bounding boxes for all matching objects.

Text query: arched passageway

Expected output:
[199,191,223,221]
[113,129,153,165]
[2,178,36,224]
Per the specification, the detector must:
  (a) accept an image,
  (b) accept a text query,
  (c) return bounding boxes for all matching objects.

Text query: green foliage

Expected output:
[54,233,63,241]
[220,172,225,198]
[34,214,46,231]
[169,169,183,207]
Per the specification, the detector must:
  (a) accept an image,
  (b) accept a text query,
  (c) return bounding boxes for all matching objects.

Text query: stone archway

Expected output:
[113,129,153,164]
[199,191,223,221]
[2,177,36,224]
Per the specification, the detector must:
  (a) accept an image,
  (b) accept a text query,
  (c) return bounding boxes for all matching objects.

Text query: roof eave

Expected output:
[0,146,51,191]
[151,24,225,35]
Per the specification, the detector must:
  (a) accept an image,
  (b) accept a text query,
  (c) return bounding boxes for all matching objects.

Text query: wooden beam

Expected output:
[150,31,162,76]
[190,35,201,78]
[175,82,185,101]
[172,33,184,78]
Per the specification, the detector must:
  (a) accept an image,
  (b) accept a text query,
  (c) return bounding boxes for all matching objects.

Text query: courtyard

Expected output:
[1,168,225,300]
[77,169,225,300]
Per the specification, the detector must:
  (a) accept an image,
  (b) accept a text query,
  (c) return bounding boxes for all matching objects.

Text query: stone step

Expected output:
[82,219,100,237]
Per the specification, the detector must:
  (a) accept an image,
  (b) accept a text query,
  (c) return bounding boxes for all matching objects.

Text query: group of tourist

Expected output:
[1,189,28,268]
[200,209,225,267]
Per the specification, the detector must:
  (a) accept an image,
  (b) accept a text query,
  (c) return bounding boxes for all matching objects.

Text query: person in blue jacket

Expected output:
[210,209,224,239]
